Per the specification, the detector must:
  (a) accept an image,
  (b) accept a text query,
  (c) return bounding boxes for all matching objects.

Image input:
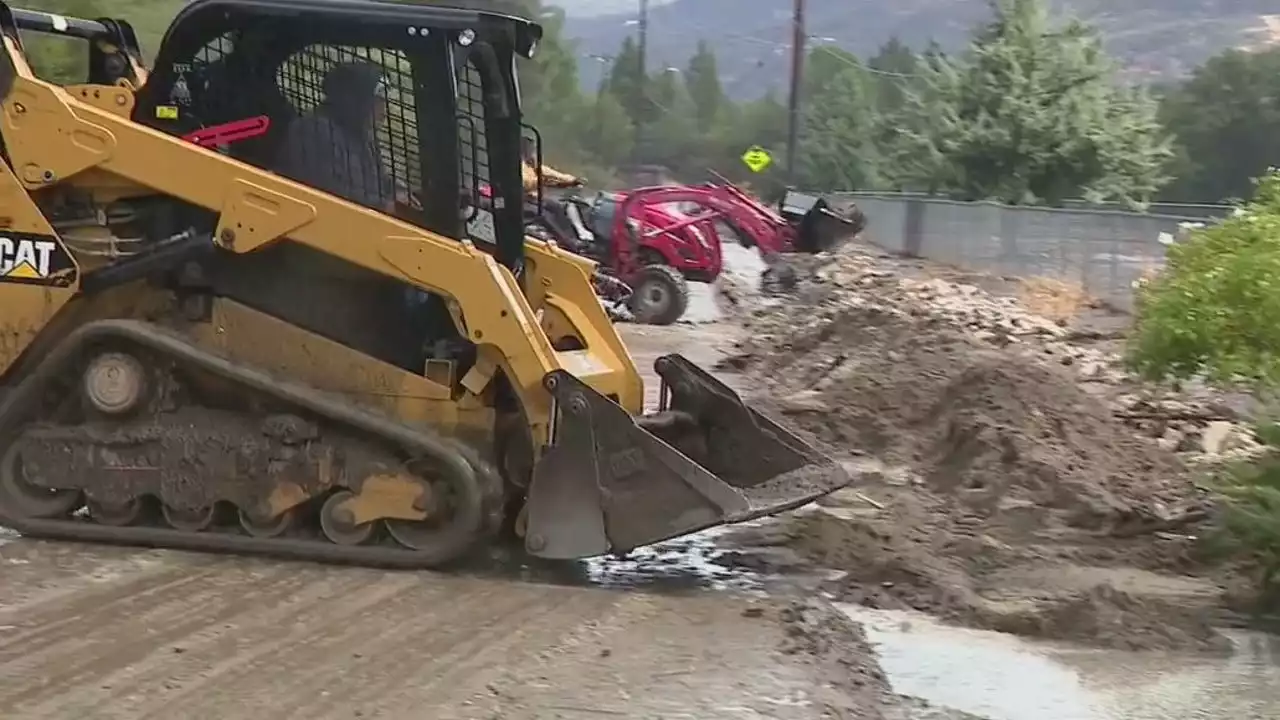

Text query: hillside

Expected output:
[562,0,1280,96]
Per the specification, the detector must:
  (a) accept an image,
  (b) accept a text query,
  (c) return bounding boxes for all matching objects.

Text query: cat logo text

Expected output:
[0,237,59,281]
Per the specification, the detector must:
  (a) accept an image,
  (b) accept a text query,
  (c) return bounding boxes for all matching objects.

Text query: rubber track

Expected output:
[0,319,505,569]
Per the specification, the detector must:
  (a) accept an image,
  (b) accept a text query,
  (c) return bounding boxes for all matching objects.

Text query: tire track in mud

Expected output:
[287,587,618,719]
[40,567,425,718]
[0,543,631,719]
[0,544,196,612]
[0,538,889,719]
[0,561,321,714]
[146,577,596,719]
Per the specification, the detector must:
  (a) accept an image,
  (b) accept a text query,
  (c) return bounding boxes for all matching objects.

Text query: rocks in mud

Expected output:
[721,243,1246,652]
[732,247,1263,468]
[1111,393,1265,465]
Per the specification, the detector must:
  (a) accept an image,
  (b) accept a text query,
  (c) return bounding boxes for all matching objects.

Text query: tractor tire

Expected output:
[628,264,689,326]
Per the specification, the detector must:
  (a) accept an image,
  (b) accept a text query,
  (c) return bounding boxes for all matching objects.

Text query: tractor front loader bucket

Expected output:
[795,197,866,254]
[523,354,850,559]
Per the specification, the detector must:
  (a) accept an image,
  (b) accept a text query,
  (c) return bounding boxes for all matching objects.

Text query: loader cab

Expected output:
[120,0,542,372]
[134,0,540,274]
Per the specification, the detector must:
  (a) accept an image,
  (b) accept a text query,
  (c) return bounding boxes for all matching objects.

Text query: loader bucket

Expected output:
[523,355,851,559]
[795,197,866,254]
[779,189,867,254]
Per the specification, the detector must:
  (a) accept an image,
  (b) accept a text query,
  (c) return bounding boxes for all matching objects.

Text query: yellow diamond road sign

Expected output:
[741,146,772,173]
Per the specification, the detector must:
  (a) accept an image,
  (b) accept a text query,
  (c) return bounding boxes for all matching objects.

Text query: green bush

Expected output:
[1128,169,1280,386]
[1200,416,1280,606]
[1129,169,1280,607]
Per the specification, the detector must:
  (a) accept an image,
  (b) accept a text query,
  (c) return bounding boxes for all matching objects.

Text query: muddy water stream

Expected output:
[839,603,1280,720]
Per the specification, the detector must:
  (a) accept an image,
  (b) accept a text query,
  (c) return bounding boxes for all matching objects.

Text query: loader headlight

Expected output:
[526,40,537,58]
[458,28,475,46]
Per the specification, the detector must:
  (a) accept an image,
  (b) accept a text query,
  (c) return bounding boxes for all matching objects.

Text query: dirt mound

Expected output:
[738,300,1200,531]
[981,583,1229,652]
[778,502,1228,652]
[721,244,1226,651]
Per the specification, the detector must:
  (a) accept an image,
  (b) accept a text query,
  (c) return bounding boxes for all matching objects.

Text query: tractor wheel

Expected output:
[628,264,689,326]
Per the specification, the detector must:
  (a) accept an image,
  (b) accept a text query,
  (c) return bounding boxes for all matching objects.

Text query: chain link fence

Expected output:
[825,192,1233,312]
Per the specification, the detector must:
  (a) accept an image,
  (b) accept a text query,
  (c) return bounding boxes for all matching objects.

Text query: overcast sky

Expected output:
[554,0,675,17]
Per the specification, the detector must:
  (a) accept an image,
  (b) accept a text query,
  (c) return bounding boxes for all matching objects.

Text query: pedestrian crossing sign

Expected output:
[741,146,772,173]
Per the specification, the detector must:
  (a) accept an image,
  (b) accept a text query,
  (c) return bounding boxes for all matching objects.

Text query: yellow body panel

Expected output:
[0,60,643,449]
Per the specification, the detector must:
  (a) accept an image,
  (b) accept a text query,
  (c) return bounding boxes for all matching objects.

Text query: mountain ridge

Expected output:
[560,0,1280,96]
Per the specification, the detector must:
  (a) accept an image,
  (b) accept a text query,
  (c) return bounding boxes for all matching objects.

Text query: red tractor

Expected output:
[557,182,864,324]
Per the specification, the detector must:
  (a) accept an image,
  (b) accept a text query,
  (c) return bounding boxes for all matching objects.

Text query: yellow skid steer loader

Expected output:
[0,0,849,566]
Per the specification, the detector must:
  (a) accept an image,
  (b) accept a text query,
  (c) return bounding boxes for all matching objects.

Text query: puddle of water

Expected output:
[582,525,765,592]
[464,517,808,594]
[461,532,742,591]
[838,603,1280,720]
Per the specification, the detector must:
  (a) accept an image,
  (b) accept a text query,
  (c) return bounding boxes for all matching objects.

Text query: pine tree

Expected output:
[797,50,880,190]
[605,37,651,124]
[685,40,724,132]
[888,0,1171,207]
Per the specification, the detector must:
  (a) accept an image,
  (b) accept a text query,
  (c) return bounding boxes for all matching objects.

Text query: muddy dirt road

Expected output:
[0,316,900,720]
[0,540,882,719]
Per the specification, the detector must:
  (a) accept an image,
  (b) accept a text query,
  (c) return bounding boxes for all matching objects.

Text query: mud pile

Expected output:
[727,249,1263,466]
[727,253,1205,531]
[720,246,1230,651]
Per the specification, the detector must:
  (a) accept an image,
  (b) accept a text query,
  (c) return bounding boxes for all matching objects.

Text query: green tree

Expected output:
[581,90,635,169]
[867,37,917,115]
[1128,171,1280,606]
[647,66,681,111]
[684,40,723,132]
[605,37,651,125]
[637,74,702,172]
[1129,171,1280,385]
[888,0,1171,207]
[508,2,591,168]
[1158,48,1280,203]
[712,91,788,194]
[797,49,881,190]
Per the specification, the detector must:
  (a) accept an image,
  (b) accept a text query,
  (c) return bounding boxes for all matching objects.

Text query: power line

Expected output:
[579,19,925,86]
[573,10,930,128]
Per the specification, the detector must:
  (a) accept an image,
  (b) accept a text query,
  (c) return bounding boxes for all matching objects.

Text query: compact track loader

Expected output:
[0,0,849,566]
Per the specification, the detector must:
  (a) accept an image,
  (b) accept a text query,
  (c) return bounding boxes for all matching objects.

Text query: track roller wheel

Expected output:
[320,491,375,546]
[162,503,217,532]
[382,463,484,556]
[0,444,82,519]
[88,498,143,527]
[385,478,449,551]
[237,506,296,538]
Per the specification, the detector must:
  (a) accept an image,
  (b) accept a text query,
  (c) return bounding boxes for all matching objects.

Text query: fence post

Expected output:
[904,197,925,257]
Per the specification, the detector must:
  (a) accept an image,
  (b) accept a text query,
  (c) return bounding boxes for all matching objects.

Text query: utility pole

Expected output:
[785,0,806,185]
[633,0,649,163]
[637,0,648,76]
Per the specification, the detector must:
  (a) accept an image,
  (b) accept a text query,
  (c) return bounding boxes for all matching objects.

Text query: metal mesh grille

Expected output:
[192,32,234,65]
[456,57,489,203]
[161,34,508,237]
[274,45,420,208]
